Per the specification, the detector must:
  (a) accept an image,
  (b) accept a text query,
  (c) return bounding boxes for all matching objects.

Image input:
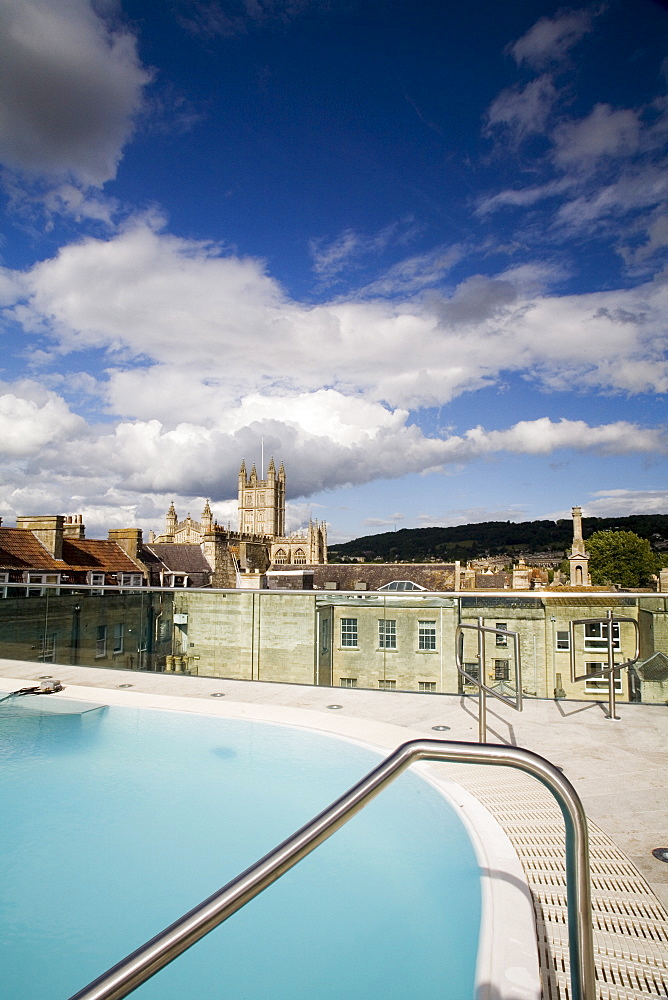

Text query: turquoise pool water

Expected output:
[0,699,481,999]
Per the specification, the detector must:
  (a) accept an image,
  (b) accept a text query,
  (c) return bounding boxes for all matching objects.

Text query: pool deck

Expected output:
[1,659,667,999]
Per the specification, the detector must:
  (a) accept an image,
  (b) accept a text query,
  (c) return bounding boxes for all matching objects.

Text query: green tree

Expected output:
[586,530,660,588]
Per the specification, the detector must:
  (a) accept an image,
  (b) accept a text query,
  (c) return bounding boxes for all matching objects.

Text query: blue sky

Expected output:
[0,0,666,543]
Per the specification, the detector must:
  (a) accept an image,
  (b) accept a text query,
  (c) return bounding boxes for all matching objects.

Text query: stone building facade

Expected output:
[152,588,667,704]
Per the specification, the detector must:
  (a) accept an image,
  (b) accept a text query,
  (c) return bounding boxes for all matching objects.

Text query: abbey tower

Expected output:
[153,460,327,567]
[237,458,327,565]
[238,458,285,537]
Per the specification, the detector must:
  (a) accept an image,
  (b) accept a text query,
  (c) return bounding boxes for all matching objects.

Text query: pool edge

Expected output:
[1,674,541,1000]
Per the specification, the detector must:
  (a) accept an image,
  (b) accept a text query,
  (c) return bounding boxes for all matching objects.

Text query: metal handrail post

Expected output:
[478,616,486,741]
[66,740,595,1000]
[606,611,617,721]
[456,619,522,741]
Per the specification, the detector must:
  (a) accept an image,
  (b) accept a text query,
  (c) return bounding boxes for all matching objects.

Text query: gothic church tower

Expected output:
[238,458,286,538]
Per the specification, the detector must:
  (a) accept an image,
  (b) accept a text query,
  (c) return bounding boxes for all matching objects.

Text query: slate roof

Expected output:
[473,572,509,589]
[311,563,457,592]
[541,595,638,607]
[636,651,668,681]
[142,544,213,586]
[143,544,212,574]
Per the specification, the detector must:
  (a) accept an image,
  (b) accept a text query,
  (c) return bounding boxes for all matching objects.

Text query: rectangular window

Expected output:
[119,573,143,589]
[495,623,508,646]
[584,621,620,651]
[418,621,437,651]
[25,572,60,597]
[378,679,396,690]
[463,662,479,683]
[0,572,8,598]
[584,663,623,694]
[378,619,397,649]
[340,618,358,647]
[494,659,510,681]
[96,625,107,658]
[39,633,56,663]
[419,681,436,692]
[113,623,124,655]
[88,572,105,595]
[556,630,570,651]
[339,677,357,688]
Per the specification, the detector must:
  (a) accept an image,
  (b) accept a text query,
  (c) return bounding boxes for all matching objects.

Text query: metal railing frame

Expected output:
[569,611,640,720]
[455,617,523,741]
[67,739,595,1000]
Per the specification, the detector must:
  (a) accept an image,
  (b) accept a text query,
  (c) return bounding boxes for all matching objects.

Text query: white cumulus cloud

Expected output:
[5,218,668,412]
[0,0,151,186]
[0,382,86,455]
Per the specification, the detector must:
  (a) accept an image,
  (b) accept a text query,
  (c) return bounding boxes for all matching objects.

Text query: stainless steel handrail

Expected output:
[456,617,523,741]
[67,739,596,1000]
[569,611,640,720]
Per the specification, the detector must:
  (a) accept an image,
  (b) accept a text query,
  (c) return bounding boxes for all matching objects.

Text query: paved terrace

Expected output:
[1,659,666,999]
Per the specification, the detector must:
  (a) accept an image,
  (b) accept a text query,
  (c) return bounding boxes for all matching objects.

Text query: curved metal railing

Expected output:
[455,617,523,741]
[67,739,596,1000]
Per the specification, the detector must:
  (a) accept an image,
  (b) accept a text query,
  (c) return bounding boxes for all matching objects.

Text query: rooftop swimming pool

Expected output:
[1,695,482,1000]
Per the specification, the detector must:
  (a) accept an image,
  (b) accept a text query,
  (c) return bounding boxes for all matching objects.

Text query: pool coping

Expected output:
[1,675,541,1000]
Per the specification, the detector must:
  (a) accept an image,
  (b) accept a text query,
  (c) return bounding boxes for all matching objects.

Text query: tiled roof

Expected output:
[0,529,61,570]
[0,529,144,574]
[62,539,143,573]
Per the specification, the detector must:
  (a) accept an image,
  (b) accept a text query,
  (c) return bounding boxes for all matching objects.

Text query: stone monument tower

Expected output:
[569,505,591,587]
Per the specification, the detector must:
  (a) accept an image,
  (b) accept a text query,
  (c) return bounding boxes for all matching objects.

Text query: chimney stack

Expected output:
[63,514,85,539]
[16,515,64,559]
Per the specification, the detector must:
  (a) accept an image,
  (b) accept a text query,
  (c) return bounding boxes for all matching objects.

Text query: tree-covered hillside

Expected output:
[328,515,668,563]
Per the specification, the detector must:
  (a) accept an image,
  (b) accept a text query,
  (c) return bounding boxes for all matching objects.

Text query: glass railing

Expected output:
[0,583,665,704]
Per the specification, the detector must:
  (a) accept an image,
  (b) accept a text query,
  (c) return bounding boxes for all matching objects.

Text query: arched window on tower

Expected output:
[293,549,307,565]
